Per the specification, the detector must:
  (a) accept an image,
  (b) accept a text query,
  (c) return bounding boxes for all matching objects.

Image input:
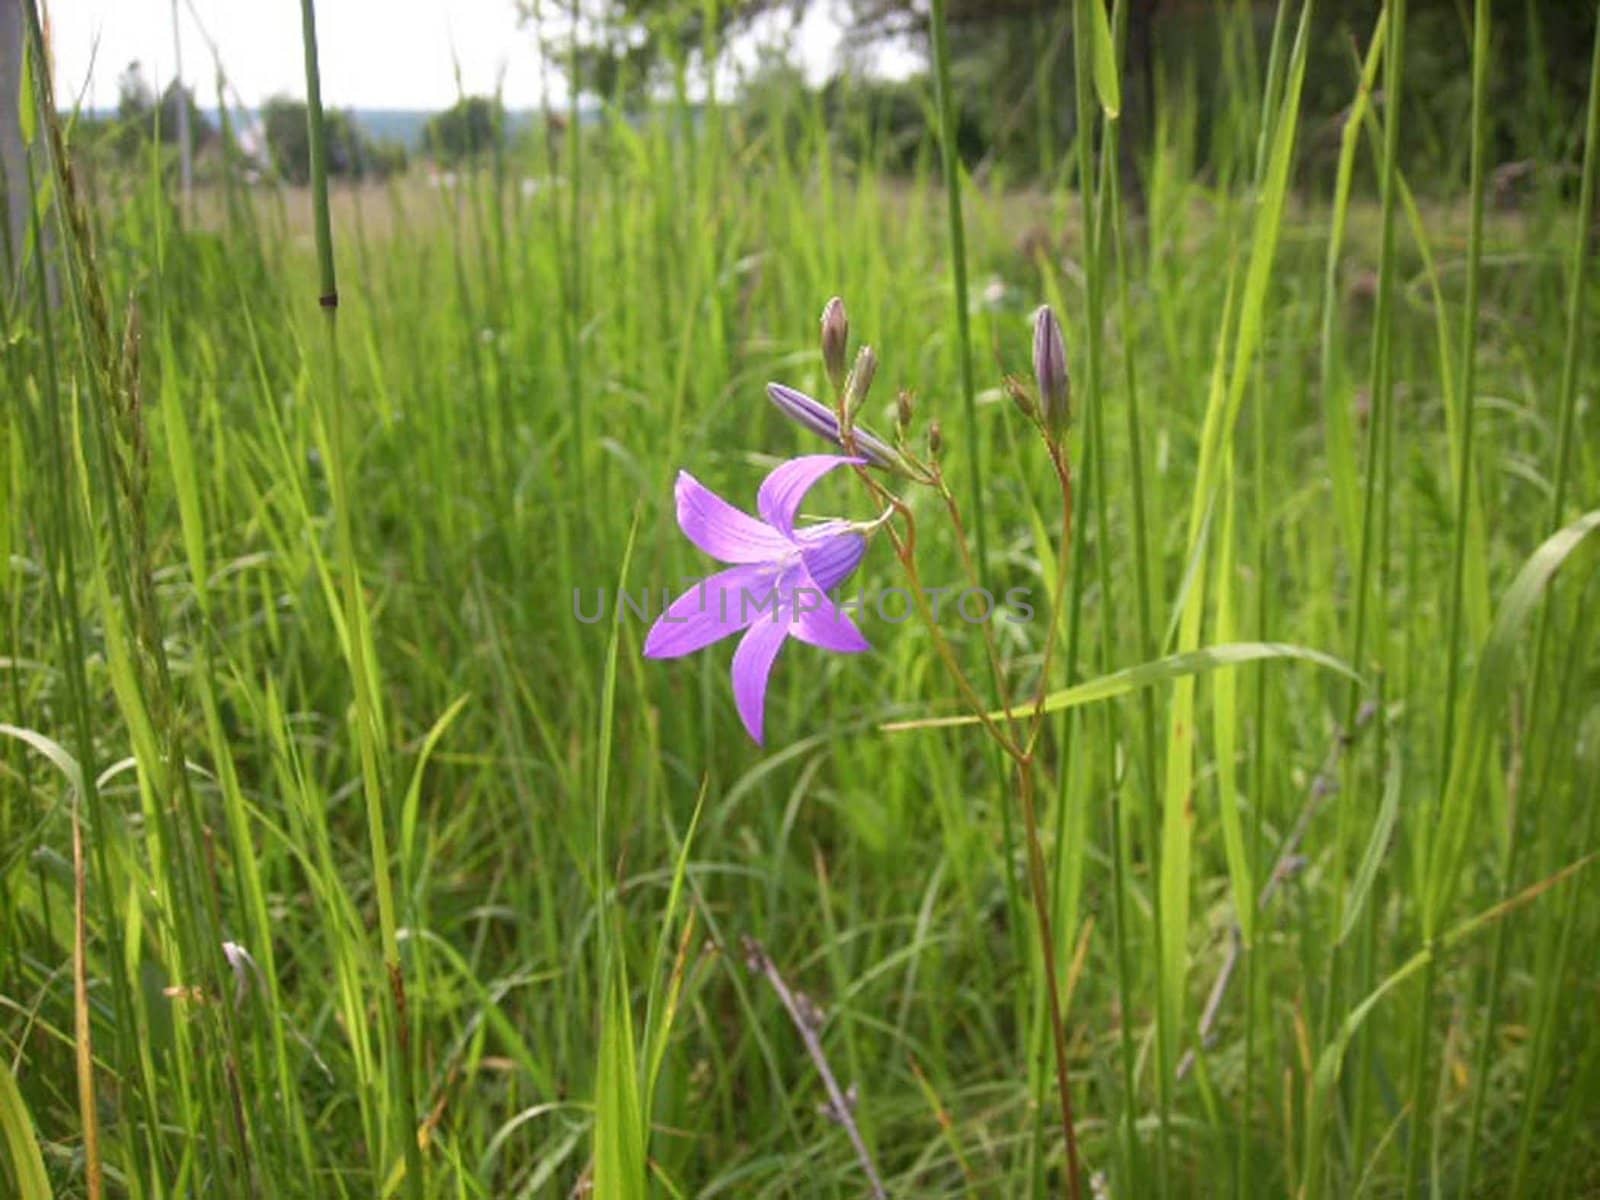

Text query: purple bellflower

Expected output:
[644,454,873,744]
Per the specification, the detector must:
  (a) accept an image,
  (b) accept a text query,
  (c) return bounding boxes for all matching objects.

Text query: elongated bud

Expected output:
[821,297,849,396]
[1032,304,1070,437]
[767,381,910,475]
[927,420,943,457]
[843,345,877,422]
[895,388,914,436]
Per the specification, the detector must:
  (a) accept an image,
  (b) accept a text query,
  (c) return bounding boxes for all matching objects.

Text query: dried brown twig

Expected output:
[741,936,888,1200]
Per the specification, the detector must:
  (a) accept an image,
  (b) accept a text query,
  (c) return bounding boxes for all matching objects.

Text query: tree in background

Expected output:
[260,95,407,184]
[837,0,1151,184]
[515,0,1145,190]
[108,60,216,162]
[519,0,1595,197]
[423,96,503,164]
[115,60,156,122]
[516,0,782,106]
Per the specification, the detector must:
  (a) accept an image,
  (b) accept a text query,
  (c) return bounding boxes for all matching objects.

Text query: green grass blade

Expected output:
[1089,0,1122,118]
[884,642,1353,731]
[0,1053,52,1200]
[643,780,708,1110]
[1425,509,1600,935]
[1211,449,1253,943]
[593,969,648,1200]
[1338,751,1401,945]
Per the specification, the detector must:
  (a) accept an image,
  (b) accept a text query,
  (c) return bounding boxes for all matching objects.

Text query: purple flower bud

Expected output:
[1032,305,1070,437]
[820,297,849,396]
[767,381,911,475]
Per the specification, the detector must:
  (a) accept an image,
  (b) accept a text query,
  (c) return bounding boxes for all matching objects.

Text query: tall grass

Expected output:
[4,2,1600,1196]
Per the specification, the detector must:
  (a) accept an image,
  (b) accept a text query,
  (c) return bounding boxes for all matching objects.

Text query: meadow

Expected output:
[3,1,1600,1197]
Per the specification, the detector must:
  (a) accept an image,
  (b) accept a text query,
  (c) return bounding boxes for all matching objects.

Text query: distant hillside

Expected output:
[351,109,553,149]
[74,106,549,151]
[348,109,436,149]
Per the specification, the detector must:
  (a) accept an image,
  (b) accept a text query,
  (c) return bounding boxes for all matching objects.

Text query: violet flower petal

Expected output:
[643,562,776,659]
[647,456,879,744]
[775,559,871,654]
[792,606,870,654]
[796,524,867,591]
[730,617,789,744]
[789,580,871,654]
[756,454,863,537]
[675,470,791,564]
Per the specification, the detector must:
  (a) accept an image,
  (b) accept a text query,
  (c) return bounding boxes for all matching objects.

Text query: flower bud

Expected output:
[895,388,914,436]
[1032,304,1070,438]
[927,420,943,457]
[767,381,908,474]
[820,296,849,396]
[843,345,877,422]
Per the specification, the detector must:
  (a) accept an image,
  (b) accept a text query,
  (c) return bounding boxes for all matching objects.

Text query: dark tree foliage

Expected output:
[841,0,1595,187]
[522,0,1595,191]
[103,61,217,161]
[517,0,803,104]
[423,96,503,164]
[260,96,407,184]
[1310,1,1598,170]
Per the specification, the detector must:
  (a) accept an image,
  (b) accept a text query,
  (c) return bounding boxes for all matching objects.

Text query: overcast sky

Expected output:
[51,0,917,112]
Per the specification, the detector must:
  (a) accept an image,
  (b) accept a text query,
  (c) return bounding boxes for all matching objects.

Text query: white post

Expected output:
[0,0,29,284]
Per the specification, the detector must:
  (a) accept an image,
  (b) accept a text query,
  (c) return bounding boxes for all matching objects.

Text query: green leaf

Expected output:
[1320,10,1387,562]
[399,693,472,872]
[1338,751,1402,944]
[881,642,1354,732]
[1312,948,1431,1097]
[160,333,211,611]
[643,780,708,1111]
[591,511,648,1199]
[1157,0,1313,1084]
[0,723,83,797]
[1089,0,1122,118]
[593,972,647,1200]
[1211,451,1254,943]
[0,1052,52,1199]
[1424,508,1600,934]
[1314,850,1597,1099]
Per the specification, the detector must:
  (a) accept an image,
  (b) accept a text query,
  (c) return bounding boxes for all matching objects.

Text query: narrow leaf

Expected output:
[882,642,1354,732]
[1338,751,1402,944]
[0,1054,52,1199]
[1089,0,1121,118]
[1425,509,1600,933]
